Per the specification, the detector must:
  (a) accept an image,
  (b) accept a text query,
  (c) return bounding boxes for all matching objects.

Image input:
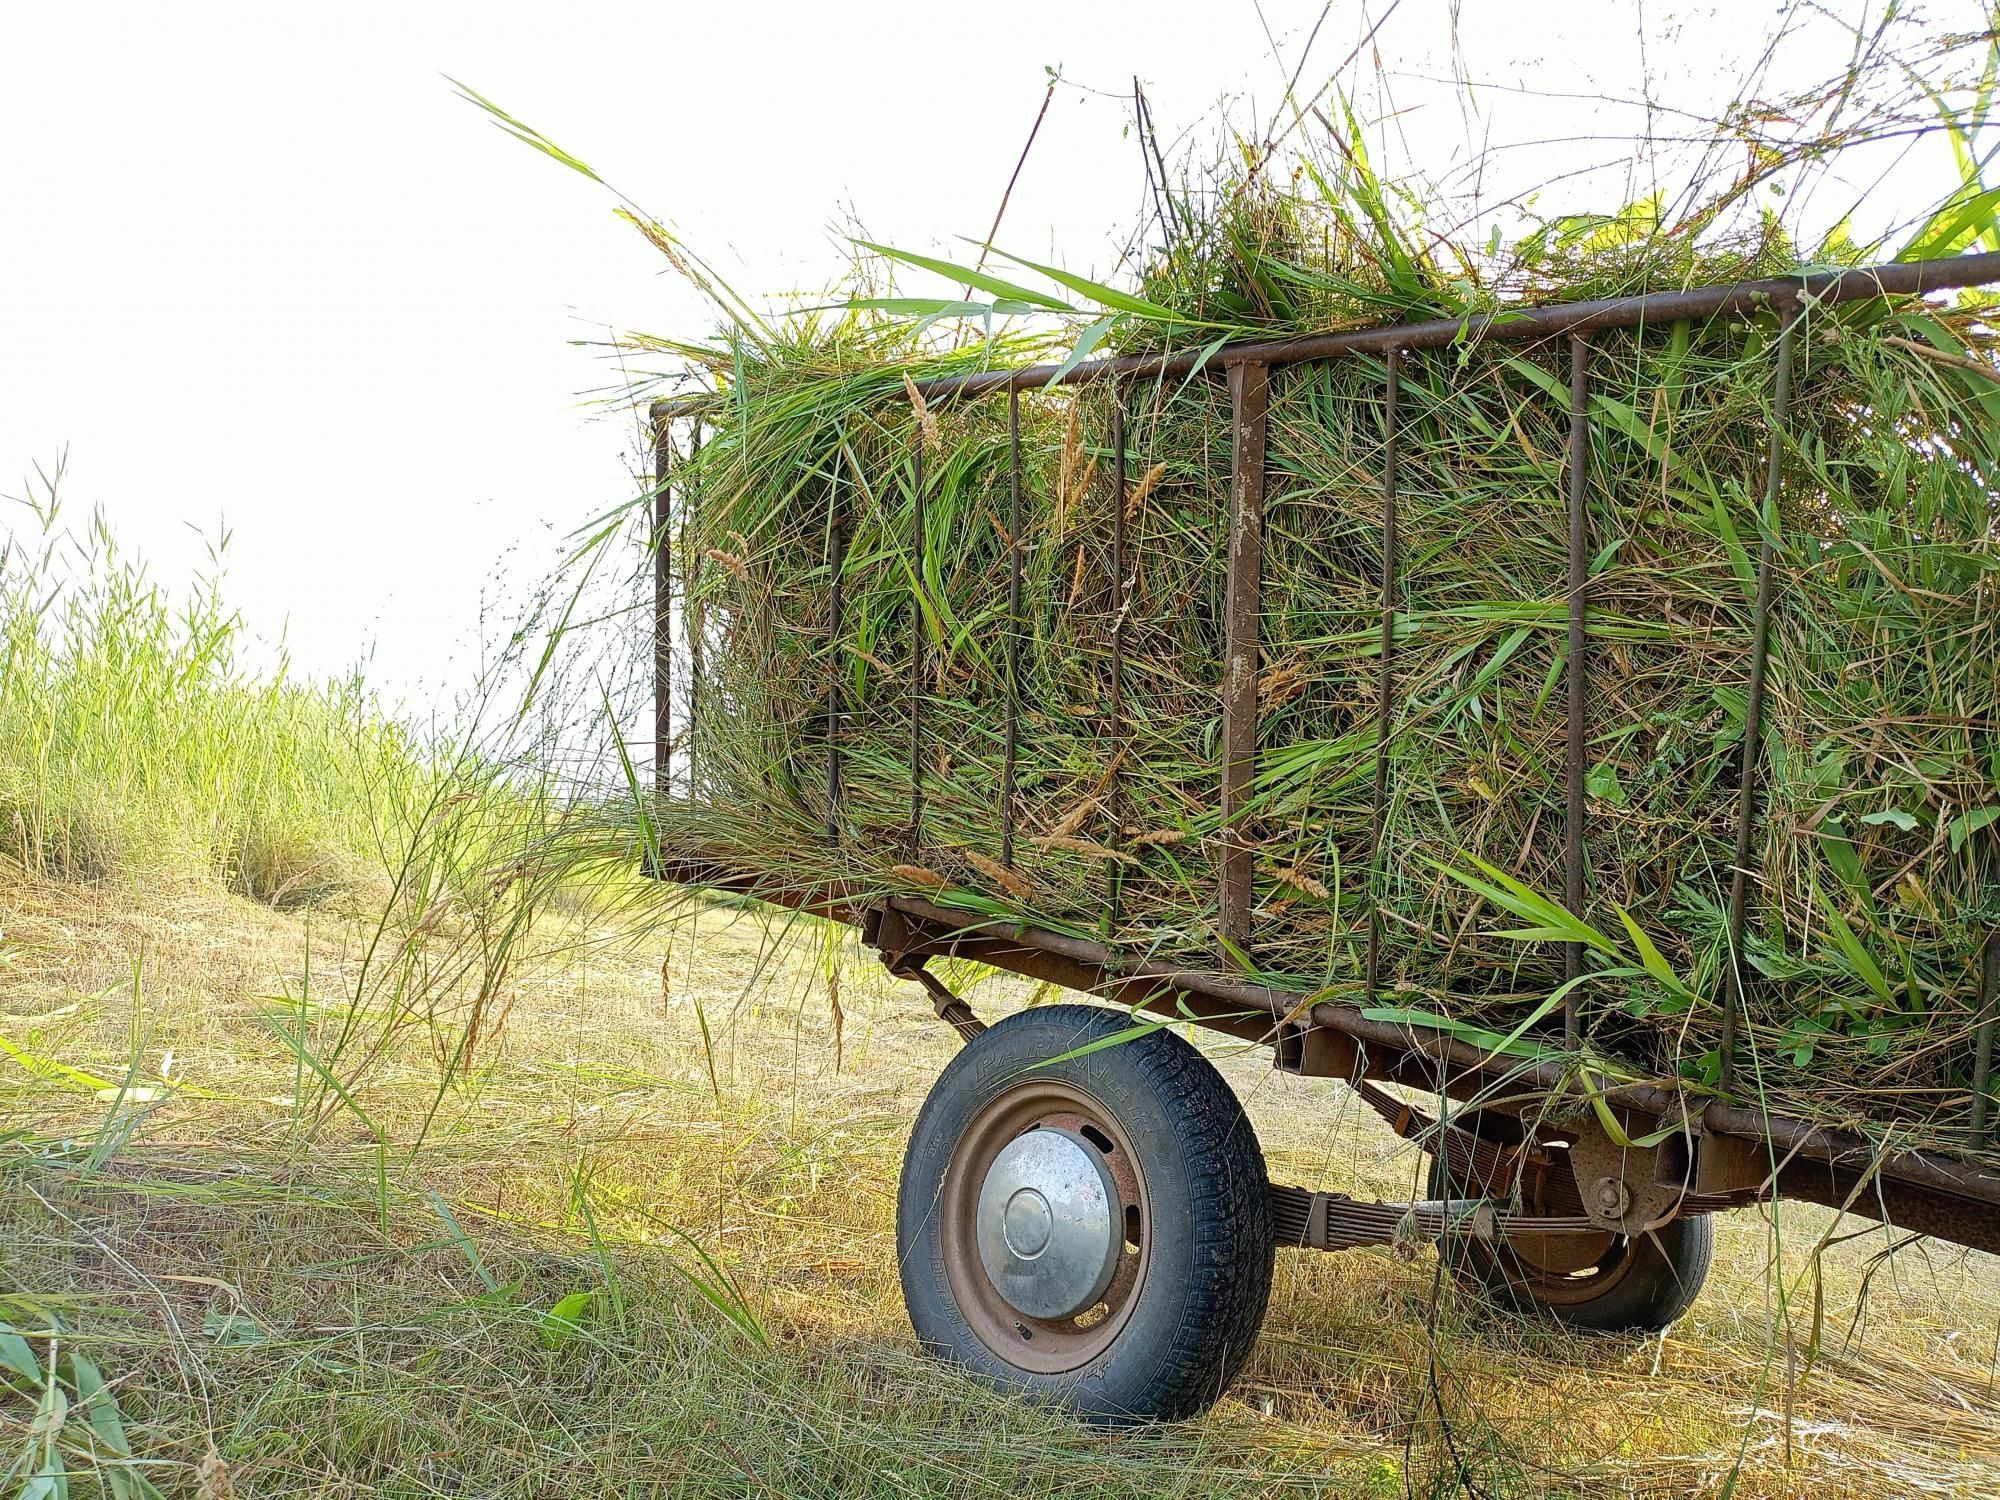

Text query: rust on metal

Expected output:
[1269,1183,1608,1253]
[826,453,847,841]
[1721,307,1799,1088]
[1107,396,1130,936]
[653,409,673,799]
[1564,335,1590,1046]
[885,954,986,1043]
[908,438,927,859]
[652,854,2000,1250]
[1364,349,1400,1002]
[641,246,2000,1259]
[1219,360,1270,964]
[1973,928,1998,1142]
[649,253,2000,418]
[686,420,705,796]
[1002,389,1024,867]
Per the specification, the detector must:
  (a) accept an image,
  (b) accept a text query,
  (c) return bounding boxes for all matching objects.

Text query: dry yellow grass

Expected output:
[2,871,1996,1497]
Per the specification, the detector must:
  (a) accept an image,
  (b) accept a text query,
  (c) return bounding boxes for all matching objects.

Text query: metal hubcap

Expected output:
[940,1081,1150,1374]
[975,1129,1120,1321]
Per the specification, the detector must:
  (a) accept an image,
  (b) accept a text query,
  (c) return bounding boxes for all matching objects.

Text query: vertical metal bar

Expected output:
[1108,394,1130,938]
[1365,350,1400,1003]
[1219,360,1269,966]
[1564,336,1590,1047]
[686,419,704,799]
[1972,928,1998,1142]
[826,456,847,842]
[1001,387,1023,867]
[1721,308,1800,1089]
[653,409,673,800]
[908,436,927,859]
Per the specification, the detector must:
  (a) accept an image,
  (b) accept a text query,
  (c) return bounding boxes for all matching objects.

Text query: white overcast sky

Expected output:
[2,1,1985,705]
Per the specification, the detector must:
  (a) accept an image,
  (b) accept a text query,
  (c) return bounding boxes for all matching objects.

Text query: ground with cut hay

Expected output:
[4,872,1995,1498]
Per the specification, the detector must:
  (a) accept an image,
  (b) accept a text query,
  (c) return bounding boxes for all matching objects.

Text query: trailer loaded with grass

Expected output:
[633,207,2000,1421]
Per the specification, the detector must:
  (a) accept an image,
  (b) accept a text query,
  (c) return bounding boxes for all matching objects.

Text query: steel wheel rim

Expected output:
[1468,1226,1639,1305]
[1437,1129,1640,1306]
[1464,1151,1637,1306]
[939,1079,1150,1375]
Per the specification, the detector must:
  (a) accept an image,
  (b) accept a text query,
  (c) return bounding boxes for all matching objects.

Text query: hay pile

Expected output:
[637,160,2000,1162]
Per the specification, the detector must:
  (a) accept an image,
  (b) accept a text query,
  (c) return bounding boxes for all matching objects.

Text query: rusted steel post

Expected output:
[1721,308,1800,1089]
[1108,395,1130,937]
[908,437,927,859]
[1365,351,1400,1003]
[1219,360,1270,966]
[1002,388,1023,868]
[1564,336,1590,1047]
[686,419,704,797]
[1973,929,1999,1142]
[653,409,673,799]
[826,460,847,842]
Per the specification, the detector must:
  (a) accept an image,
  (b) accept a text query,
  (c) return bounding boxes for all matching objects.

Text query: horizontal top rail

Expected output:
[649,250,2000,420]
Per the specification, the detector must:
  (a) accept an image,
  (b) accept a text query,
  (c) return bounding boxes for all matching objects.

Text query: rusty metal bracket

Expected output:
[1566,1114,1695,1235]
[1687,1123,1773,1198]
[1349,1077,1471,1152]
[1272,1022,1357,1079]
[861,903,986,1042]
[891,956,987,1043]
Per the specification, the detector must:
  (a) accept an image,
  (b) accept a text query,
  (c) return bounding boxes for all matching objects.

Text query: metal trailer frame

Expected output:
[645,251,2000,1259]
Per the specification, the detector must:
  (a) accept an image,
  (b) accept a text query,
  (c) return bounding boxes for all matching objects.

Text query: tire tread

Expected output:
[896,1004,1273,1422]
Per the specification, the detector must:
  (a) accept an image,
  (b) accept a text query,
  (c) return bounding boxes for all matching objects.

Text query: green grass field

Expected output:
[6,876,1998,1498]
[2,502,1997,1500]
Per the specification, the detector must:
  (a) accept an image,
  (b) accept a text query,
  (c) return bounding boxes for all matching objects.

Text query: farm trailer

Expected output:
[640,251,2000,1423]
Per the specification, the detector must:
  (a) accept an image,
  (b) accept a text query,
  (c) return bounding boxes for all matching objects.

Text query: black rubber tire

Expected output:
[896,1004,1274,1424]
[1429,1115,1714,1333]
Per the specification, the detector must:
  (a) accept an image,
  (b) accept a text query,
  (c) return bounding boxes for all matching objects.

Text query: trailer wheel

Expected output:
[1429,1112,1712,1332]
[896,1004,1273,1424]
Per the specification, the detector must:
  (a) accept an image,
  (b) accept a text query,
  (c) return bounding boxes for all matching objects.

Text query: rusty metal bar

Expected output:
[650,253,2000,419]
[1973,928,1999,1142]
[1720,308,1800,1089]
[886,955,987,1043]
[1564,336,1590,1047]
[1001,389,1023,868]
[686,419,704,798]
[908,436,927,859]
[826,458,847,841]
[1107,395,1130,938]
[1219,361,1269,966]
[653,411,673,798]
[1364,350,1400,1003]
